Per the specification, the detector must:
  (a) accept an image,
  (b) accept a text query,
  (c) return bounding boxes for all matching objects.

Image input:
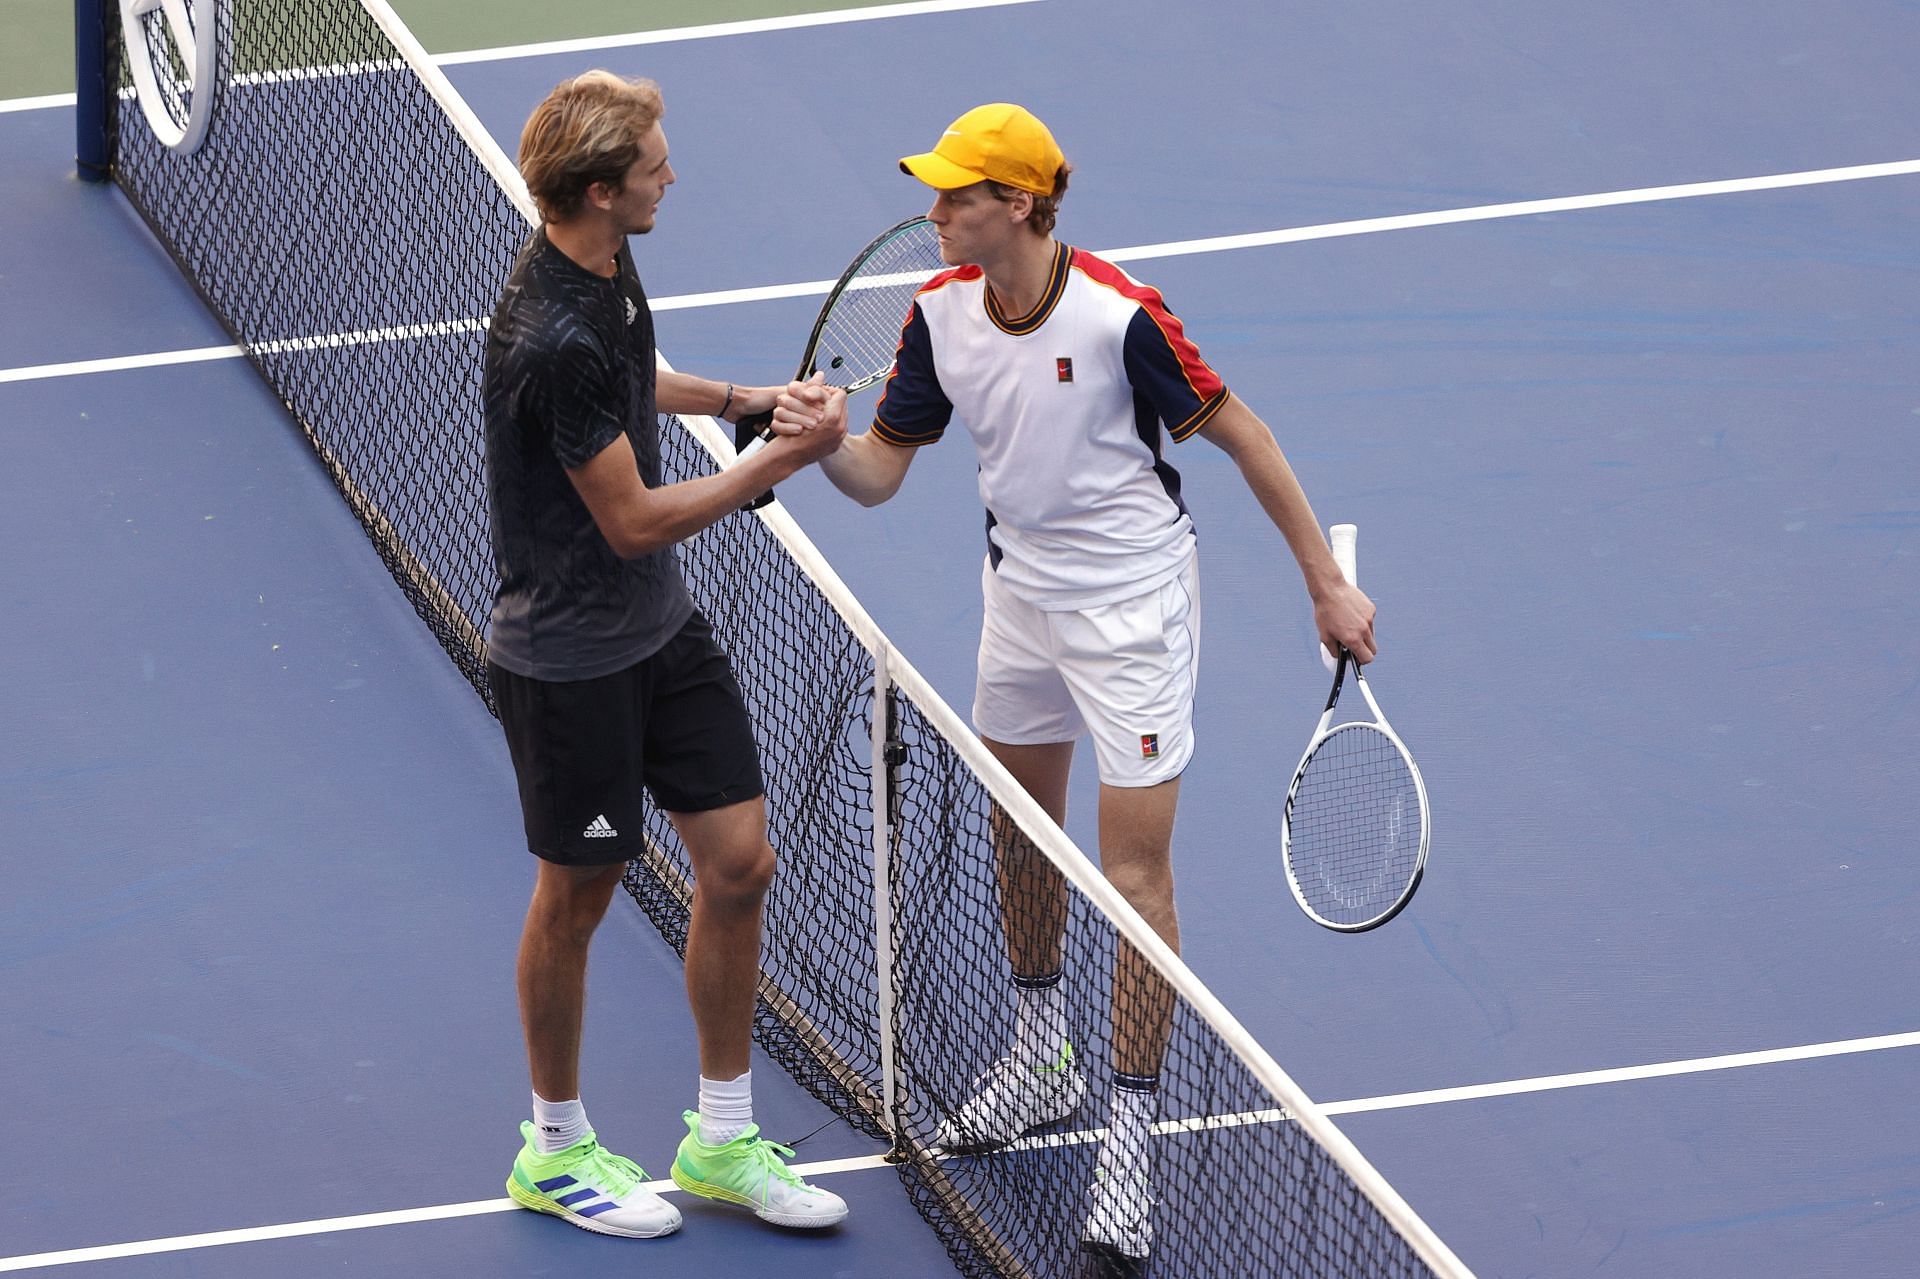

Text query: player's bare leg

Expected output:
[667,798,847,1229]
[670,797,776,1081]
[1084,776,1181,1269]
[933,738,1086,1153]
[984,737,1074,978]
[1098,777,1181,1079]
[519,859,627,1102]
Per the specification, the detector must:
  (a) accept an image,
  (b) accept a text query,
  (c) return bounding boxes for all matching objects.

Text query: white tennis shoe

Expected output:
[933,1044,1087,1153]
[1080,1163,1155,1268]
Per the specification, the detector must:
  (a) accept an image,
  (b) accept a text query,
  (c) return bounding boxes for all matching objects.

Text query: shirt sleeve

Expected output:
[1121,294,1229,443]
[870,300,952,447]
[527,322,627,470]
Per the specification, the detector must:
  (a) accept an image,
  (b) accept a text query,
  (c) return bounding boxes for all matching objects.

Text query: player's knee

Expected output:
[528,868,620,945]
[700,839,776,910]
[1105,861,1176,920]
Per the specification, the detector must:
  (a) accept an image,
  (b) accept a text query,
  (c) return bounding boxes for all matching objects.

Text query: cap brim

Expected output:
[899,151,987,190]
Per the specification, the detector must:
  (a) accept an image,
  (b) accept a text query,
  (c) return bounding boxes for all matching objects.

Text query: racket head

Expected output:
[1280,716,1430,932]
[731,217,943,506]
[801,216,944,392]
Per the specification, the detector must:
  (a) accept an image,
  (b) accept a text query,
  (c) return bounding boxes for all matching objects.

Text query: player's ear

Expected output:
[1007,189,1034,225]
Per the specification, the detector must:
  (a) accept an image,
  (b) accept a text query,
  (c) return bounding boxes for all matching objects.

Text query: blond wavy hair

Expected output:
[518,71,664,223]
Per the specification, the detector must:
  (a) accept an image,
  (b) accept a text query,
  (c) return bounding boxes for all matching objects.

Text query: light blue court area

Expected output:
[5,0,1920,1276]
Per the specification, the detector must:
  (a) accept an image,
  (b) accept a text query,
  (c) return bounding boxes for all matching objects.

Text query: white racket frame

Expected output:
[121,0,218,155]
[1281,524,1432,932]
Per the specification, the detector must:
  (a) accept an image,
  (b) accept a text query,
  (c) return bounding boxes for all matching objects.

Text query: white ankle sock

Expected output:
[1013,971,1068,1066]
[531,1092,589,1154]
[698,1070,753,1146]
[1104,1076,1158,1173]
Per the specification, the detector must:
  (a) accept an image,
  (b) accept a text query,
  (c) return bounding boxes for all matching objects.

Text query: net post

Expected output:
[869,640,904,1146]
[74,0,112,182]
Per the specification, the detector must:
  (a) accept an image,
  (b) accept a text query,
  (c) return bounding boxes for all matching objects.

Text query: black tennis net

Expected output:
[89,3,1471,1275]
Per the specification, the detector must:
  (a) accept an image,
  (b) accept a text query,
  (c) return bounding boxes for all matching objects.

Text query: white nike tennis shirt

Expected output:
[873,243,1230,609]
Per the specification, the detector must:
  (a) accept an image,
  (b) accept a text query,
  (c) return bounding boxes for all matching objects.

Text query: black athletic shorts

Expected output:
[487,612,764,866]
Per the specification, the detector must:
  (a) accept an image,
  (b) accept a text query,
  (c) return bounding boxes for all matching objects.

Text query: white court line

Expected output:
[1321,1028,1920,1117]
[0,319,489,386]
[0,0,1047,114]
[1097,157,1920,266]
[432,0,1049,65]
[0,92,75,113]
[6,154,1919,389]
[0,1153,891,1273]
[0,1199,519,1274]
[2,1030,1913,1271]
[0,343,246,384]
[986,1029,1920,1157]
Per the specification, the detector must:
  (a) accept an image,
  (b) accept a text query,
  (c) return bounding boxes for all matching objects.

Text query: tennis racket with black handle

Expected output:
[1281,523,1432,932]
[732,216,945,508]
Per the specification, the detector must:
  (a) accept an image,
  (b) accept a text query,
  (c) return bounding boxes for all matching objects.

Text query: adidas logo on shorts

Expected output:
[583,815,619,839]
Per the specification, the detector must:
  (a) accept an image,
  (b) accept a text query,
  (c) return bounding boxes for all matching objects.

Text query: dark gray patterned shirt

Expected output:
[483,230,693,680]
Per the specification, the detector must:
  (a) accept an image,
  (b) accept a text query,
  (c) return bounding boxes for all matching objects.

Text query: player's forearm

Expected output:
[1203,398,1345,599]
[595,451,804,557]
[818,431,909,507]
[655,370,760,422]
[1251,457,1345,598]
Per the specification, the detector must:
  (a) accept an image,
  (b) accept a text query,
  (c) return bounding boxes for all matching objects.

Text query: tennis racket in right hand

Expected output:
[1281,523,1432,932]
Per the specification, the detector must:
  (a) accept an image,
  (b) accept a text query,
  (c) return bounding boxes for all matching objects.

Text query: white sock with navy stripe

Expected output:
[1013,970,1069,1066]
[698,1070,754,1146]
[1104,1073,1158,1174]
[531,1092,589,1154]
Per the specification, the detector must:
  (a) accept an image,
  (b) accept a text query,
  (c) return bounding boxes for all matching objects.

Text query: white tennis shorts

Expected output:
[972,553,1201,787]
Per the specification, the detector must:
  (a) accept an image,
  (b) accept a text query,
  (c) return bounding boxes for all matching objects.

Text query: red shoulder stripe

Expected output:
[1068,249,1225,402]
[919,263,981,296]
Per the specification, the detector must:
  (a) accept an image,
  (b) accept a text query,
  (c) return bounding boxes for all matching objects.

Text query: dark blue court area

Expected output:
[4,1,1919,1276]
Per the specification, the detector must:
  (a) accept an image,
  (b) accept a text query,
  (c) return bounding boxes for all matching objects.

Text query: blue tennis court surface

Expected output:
[4,1,1919,1275]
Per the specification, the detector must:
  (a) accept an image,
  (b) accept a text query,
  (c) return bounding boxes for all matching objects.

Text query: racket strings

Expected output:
[811,225,945,391]
[1287,725,1422,926]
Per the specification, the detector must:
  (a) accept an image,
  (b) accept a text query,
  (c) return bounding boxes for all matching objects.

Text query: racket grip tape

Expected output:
[1329,522,1358,586]
[1320,523,1359,672]
[732,410,775,510]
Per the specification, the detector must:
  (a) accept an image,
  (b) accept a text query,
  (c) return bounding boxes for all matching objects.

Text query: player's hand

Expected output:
[771,413,847,466]
[812,385,848,438]
[769,383,846,465]
[769,372,833,436]
[1315,581,1377,665]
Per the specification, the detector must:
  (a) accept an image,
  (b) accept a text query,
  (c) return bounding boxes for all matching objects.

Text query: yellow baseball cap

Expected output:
[898,103,1065,195]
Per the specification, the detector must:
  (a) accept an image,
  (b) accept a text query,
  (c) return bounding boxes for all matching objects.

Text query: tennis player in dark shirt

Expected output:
[483,70,849,1240]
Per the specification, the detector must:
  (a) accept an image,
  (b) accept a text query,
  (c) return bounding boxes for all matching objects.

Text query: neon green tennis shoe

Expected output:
[505,1121,682,1238]
[669,1111,848,1228]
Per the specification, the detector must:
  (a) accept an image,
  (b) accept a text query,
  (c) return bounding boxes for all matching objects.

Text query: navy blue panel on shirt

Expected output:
[1120,305,1230,443]
[871,300,952,446]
